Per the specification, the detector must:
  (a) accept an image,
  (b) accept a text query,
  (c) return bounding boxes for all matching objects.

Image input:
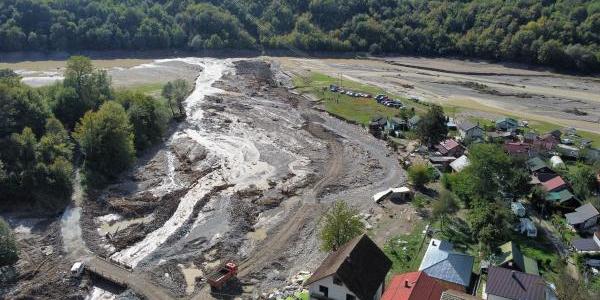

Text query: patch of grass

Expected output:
[510,232,561,281]
[384,222,428,278]
[126,82,165,95]
[285,290,309,300]
[293,72,428,125]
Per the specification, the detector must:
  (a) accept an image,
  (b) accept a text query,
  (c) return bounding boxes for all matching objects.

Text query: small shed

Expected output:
[511,202,526,217]
[565,203,600,231]
[518,218,537,237]
[550,156,565,168]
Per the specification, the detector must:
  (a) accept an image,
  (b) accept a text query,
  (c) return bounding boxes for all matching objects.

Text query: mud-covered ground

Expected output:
[3,57,411,299]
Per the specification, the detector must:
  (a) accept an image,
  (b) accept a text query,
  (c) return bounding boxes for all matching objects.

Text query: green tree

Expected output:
[319,201,365,251]
[408,162,434,189]
[0,217,18,266]
[116,91,170,152]
[162,79,191,119]
[74,101,135,183]
[464,144,511,202]
[567,163,597,200]
[54,56,112,129]
[467,199,513,254]
[432,189,459,231]
[416,105,448,146]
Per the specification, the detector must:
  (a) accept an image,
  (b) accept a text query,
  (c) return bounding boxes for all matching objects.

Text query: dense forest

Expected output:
[0,56,179,212]
[0,0,599,72]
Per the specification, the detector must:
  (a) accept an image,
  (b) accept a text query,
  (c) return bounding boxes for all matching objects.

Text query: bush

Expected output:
[0,217,18,266]
[318,201,365,251]
[408,163,436,188]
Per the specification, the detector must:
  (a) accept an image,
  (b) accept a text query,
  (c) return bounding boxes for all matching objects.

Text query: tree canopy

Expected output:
[0,217,18,266]
[0,1,599,72]
[417,104,448,147]
[74,101,135,183]
[318,201,365,251]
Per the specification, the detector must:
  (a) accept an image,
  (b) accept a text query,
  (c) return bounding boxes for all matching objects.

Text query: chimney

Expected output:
[405,280,410,288]
[511,270,517,278]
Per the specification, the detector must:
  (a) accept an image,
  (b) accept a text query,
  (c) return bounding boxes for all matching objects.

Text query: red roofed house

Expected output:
[382,271,462,300]
[542,176,568,193]
[504,142,534,158]
[436,139,463,157]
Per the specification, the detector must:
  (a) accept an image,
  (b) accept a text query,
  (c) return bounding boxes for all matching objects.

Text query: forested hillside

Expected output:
[0,0,599,71]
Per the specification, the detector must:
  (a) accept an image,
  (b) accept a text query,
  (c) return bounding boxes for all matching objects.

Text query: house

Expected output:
[381,271,460,300]
[497,242,539,275]
[418,239,474,291]
[430,156,457,171]
[517,218,537,237]
[495,117,519,132]
[557,144,580,159]
[511,202,526,217]
[523,132,539,144]
[487,131,513,143]
[565,203,599,231]
[484,267,556,300]
[457,121,484,141]
[504,142,534,157]
[305,234,392,300]
[535,133,560,152]
[571,231,600,254]
[387,117,408,133]
[450,155,470,173]
[545,189,580,210]
[369,116,387,138]
[408,116,422,130]
[436,139,463,157]
[541,176,568,193]
[526,157,552,174]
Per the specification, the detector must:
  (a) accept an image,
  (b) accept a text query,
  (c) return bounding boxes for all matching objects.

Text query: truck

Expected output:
[207,262,238,290]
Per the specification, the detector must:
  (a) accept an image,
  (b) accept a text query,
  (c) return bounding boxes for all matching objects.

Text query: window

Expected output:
[319,285,329,298]
[333,276,342,286]
[346,295,356,300]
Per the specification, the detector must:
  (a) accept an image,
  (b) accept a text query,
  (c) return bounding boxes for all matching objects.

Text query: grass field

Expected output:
[383,222,428,279]
[293,72,428,125]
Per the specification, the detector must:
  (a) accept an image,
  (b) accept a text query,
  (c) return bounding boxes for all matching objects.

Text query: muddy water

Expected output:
[60,171,90,259]
[109,58,290,268]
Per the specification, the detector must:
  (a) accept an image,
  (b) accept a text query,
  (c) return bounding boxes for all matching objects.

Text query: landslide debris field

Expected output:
[2,58,407,299]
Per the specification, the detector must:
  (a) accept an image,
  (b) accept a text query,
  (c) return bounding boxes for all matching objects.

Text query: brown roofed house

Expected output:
[305,234,392,300]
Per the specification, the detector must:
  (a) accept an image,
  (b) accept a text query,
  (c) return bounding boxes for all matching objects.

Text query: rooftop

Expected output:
[526,157,548,172]
[498,241,539,275]
[450,155,470,172]
[382,271,447,300]
[541,176,567,192]
[485,267,548,300]
[418,239,474,287]
[565,203,599,225]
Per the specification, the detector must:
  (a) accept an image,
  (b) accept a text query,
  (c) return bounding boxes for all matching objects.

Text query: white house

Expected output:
[305,234,391,300]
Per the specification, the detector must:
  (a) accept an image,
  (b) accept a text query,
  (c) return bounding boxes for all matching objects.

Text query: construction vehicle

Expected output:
[207,262,238,290]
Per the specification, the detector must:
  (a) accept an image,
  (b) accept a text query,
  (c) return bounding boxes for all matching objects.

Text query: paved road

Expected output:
[87,257,175,300]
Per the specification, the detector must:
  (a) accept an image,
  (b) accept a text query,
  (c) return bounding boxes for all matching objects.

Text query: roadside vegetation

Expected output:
[0,1,599,72]
[0,217,18,267]
[0,55,178,212]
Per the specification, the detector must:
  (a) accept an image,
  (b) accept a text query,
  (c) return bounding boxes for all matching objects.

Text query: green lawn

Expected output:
[123,82,166,96]
[293,72,427,125]
[383,222,428,279]
[510,232,561,281]
[285,290,309,300]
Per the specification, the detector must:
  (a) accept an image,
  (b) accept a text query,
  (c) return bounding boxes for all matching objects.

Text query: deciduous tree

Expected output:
[319,201,365,251]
